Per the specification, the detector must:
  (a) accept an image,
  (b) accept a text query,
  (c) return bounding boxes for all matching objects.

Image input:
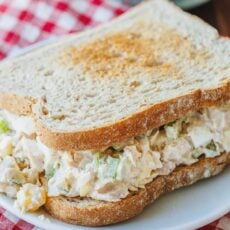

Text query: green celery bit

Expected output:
[15,157,25,164]
[0,119,10,134]
[93,153,101,171]
[54,161,61,169]
[107,157,120,179]
[206,140,216,151]
[45,165,55,179]
[45,160,61,179]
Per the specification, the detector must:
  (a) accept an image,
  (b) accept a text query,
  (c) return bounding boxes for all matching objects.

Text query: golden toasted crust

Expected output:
[1,83,230,151]
[37,83,230,151]
[44,153,230,226]
[1,68,229,152]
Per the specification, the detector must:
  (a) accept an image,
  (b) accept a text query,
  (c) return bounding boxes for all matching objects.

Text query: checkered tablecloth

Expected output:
[0,0,128,59]
[0,0,229,229]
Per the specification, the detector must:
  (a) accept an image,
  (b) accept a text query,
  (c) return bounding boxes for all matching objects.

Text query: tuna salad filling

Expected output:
[0,102,229,212]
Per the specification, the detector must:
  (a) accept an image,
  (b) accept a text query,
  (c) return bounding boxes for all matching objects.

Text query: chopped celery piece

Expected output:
[45,166,55,179]
[0,119,10,134]
[206,140,216,151]
[107,157,120,179]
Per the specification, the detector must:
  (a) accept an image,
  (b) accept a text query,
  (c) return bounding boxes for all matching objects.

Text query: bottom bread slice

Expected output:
[44,153,230,226]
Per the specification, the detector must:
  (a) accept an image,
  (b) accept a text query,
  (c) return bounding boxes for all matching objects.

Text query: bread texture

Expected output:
[0,0,229,151]
[44,153,229,226]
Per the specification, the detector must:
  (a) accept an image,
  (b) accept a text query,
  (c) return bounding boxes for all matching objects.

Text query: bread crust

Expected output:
[44,153,230,226]
[36,83,230,151]
[0,84,229,151]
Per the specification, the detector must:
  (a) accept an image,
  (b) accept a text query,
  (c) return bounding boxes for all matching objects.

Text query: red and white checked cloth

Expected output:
[0,0,229,229]
[0,0,128,59]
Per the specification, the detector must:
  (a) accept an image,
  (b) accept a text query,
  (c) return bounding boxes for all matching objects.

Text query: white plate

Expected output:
[174,0,210,10]
[0,167,229,230]
[1,41,230,230]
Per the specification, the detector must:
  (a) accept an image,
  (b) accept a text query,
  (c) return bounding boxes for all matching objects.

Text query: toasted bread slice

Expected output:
[0,0,229,151]
[44,153,229,226]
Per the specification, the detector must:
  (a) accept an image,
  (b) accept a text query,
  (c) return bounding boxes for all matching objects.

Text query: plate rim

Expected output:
[0,168,229,230]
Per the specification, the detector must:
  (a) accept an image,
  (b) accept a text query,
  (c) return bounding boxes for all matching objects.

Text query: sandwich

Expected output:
[0,0,229,226]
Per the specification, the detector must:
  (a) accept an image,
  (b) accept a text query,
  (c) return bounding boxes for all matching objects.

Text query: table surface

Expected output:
[188,0,230,36]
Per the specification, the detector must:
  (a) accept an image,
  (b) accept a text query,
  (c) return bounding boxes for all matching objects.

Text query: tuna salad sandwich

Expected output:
[0,0,229,226]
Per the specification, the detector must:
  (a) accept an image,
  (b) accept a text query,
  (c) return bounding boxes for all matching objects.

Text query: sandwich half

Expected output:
[0,0,229,226]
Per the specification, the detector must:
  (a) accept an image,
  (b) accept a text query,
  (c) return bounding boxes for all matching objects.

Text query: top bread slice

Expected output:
[0,0,229,151]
